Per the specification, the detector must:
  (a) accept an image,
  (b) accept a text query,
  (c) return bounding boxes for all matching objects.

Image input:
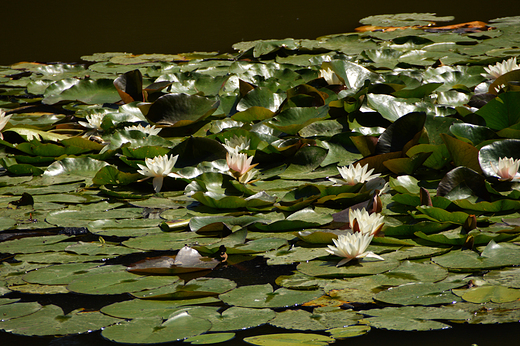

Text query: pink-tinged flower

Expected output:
[491,157,520,181]
[226,152,258,183]
[482,57,520,80]
[0,109,12,140]
[137,154,181,192]
[329,163,380,186]
[349,208,385,236]
[326,232,384,267]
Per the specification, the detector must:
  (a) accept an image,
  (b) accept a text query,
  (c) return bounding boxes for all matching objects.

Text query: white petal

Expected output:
[152,176,164,193]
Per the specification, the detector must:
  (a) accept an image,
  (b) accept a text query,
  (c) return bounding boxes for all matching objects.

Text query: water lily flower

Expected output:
[491,157,520,181]
[226,152,258,183]
[326,232,384,267]
[349,208,385,236]
[124,124,162,136]
[137,154,181,192]
[223,135,250,155]
[78,113,104,131]
[482,57,520,80]
[0,109,12,140]
[319,66,343,85]
[329,163,380,186]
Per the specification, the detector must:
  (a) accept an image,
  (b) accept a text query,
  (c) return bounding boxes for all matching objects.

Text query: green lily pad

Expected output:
[101,300,220,320]
[327,325,371,339]
[184,333,236,345]
[0,301,42,321]
[42,78,120,105]
[131,277,235,299]
[191,306,276,332]
[297,258,400,278]
[67,268,178,295]
[363,316,451,331]
[432,242,520,270]
[101,313,212,344]
[219,284,323,308]
[145,93,218,127]
[374,281,463,306]
[453,285,520,303]
[243,333,334,346]
[22,262,102,285]
[0,304,120,336]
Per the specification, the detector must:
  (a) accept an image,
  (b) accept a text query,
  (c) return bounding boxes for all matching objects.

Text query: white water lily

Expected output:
[326,232,384,267]
[491,157,520,181]
[319,66,343,85]
[124,124,162,136]
[330,163,380,186]
[223,135,250,155]
[0,109,12,140]
[78,113,104,131]
[482,57,520,80]
[226,152,258,183]
[137,154,181,192]
[349,208,385,236]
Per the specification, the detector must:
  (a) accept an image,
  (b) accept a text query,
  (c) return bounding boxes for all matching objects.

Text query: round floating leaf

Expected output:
[132,277,234,299]
[270,309,361,331]
[264,245,327,265]
[146,93,218,126]
[184,333,236,345]
[364,316,450,331]
[191,306,276,332]
[0,301,42,321]
[42,78,120,105]
[374,282,463,306]
[450,123,496,146]
[122,232,206,251]
[441,133,482,173]
[360,305,471,320]
[297,258,400,278]
[485,267,520,288]
[476,92,520,130]
[327,325,371,339]
[268,106,330,135]
[376,112,426,154]
[243,333,334,346]
[0,235,70,254]
[67,269,178,295]
[22,263,101,285]
[219,284,323,308]
[453,285,520,303]
[0,304,120,336]
[368,260,448,286]
[101,300,220,320]
[255,208,333,232]
[368,94,420,123]
[236,86,284,112]
[102,313,212,344]
[432,242,520,271]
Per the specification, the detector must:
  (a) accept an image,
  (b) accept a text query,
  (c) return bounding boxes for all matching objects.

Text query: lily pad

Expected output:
[219,284,323,308]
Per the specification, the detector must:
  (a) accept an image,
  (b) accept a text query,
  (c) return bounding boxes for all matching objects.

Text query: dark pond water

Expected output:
[2,0,519,65]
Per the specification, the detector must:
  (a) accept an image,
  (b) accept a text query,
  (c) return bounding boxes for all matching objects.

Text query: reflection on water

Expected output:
[2,0,517,65]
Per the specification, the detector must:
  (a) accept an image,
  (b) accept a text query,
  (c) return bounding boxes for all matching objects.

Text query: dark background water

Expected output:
[2,0,520,65]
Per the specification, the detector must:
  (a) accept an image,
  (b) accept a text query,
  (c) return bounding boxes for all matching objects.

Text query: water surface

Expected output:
[2,0,518,65]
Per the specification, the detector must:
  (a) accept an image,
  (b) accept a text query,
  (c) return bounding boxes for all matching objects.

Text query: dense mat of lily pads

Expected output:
[1,12,520,345]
